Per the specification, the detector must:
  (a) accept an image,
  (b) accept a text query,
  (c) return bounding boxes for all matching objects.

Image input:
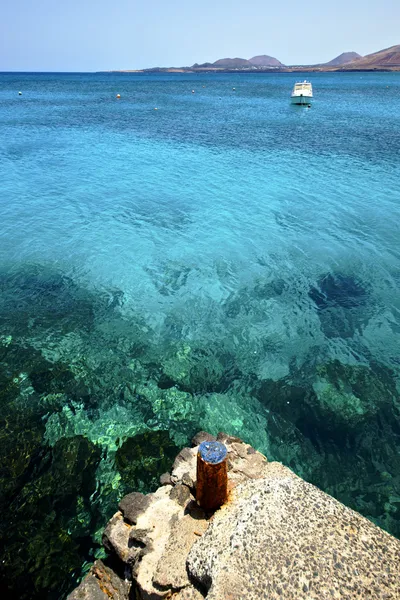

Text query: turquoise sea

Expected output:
[0,71,400,598]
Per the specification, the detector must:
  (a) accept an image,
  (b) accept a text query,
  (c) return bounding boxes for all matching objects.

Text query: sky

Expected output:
[0,0,399,71]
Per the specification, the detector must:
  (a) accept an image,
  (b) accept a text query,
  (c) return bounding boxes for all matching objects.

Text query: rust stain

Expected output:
[196,453,228,511]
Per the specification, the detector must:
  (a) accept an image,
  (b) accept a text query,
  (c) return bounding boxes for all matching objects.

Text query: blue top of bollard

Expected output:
[199,441,227,464]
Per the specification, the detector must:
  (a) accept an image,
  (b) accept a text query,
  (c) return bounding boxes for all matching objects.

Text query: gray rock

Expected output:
[187,462,400,600]
[181,472,195,491]
[129,528,153,555]
[171,586,205,599]
[102,512,137,564]
[67,560,131,600]
[216,432,243,444]
[225,440,268,488]
[169,483,192,507]
[191,431,216,446]
[119,491,153,525]
[160,472,172,486]
[171,447,197,485]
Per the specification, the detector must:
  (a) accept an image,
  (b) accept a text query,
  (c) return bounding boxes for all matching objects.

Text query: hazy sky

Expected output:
[0,0,399,71]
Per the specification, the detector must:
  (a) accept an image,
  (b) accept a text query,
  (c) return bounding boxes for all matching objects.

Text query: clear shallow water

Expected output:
[1,71,400,598]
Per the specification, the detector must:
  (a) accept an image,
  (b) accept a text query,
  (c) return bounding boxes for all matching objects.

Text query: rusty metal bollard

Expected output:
[196,441,228,511]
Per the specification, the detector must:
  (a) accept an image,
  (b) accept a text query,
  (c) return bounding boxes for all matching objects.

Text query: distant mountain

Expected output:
[191,55,284,69]
[339,44,400,69]
[133,44,400,73]
[212,58,253,68]
[324,52,362,67]
[249,55,284,67]
[191,62,214,68]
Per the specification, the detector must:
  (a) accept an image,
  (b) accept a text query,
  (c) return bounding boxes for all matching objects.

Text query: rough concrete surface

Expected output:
[187,462,400,599]
[153,510,208,590]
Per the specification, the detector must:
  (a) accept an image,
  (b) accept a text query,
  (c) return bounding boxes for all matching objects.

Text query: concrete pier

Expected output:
[69,432,400,600]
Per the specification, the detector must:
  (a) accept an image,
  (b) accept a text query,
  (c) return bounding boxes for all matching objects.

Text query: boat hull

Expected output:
[291,94,312,105]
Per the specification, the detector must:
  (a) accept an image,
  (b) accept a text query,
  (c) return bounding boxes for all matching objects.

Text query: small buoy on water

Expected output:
[232,87,236,91]
[116,94,121,99]
[154,107,158,110]
[192,90,195,93]
[18,91,22,96]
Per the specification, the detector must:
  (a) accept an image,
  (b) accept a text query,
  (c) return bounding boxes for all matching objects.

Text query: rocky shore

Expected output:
[69,432,400,600]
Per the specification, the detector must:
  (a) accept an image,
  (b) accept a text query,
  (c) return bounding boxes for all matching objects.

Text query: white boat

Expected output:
[291,80,313,105]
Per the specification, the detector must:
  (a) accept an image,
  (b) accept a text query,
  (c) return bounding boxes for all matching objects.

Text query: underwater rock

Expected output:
[30,362,90,403]
[223,278,288,319]
[145,262,192,296]
[253,277,288,299]
[0,434,101,599]
[309,272,371,339]
[135,380,196,428]
[0,395,46,511]
[115,430,180,495]
[256,375,347,448]
[257,358,399,445]
[161,342,237,394]
[0,342,53,509]
[0,264,98,335]
[12,435,101,530]
[313,359,399,430]
[310,441,400,537]
[309,272,369,310]
[256,378,313,426]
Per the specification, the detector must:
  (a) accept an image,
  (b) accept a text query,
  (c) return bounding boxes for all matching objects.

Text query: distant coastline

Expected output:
[105,67,400,74]
[108,44,400,74]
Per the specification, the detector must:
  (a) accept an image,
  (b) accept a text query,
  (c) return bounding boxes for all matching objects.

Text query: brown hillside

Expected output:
[324,52,362,67]
[340,44,400,69]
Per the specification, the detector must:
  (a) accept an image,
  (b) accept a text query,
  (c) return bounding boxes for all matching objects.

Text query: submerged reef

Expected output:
[309,272,369,310]
[309,271,372,338]
[115,431,180,495]
[0,262,400,598]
